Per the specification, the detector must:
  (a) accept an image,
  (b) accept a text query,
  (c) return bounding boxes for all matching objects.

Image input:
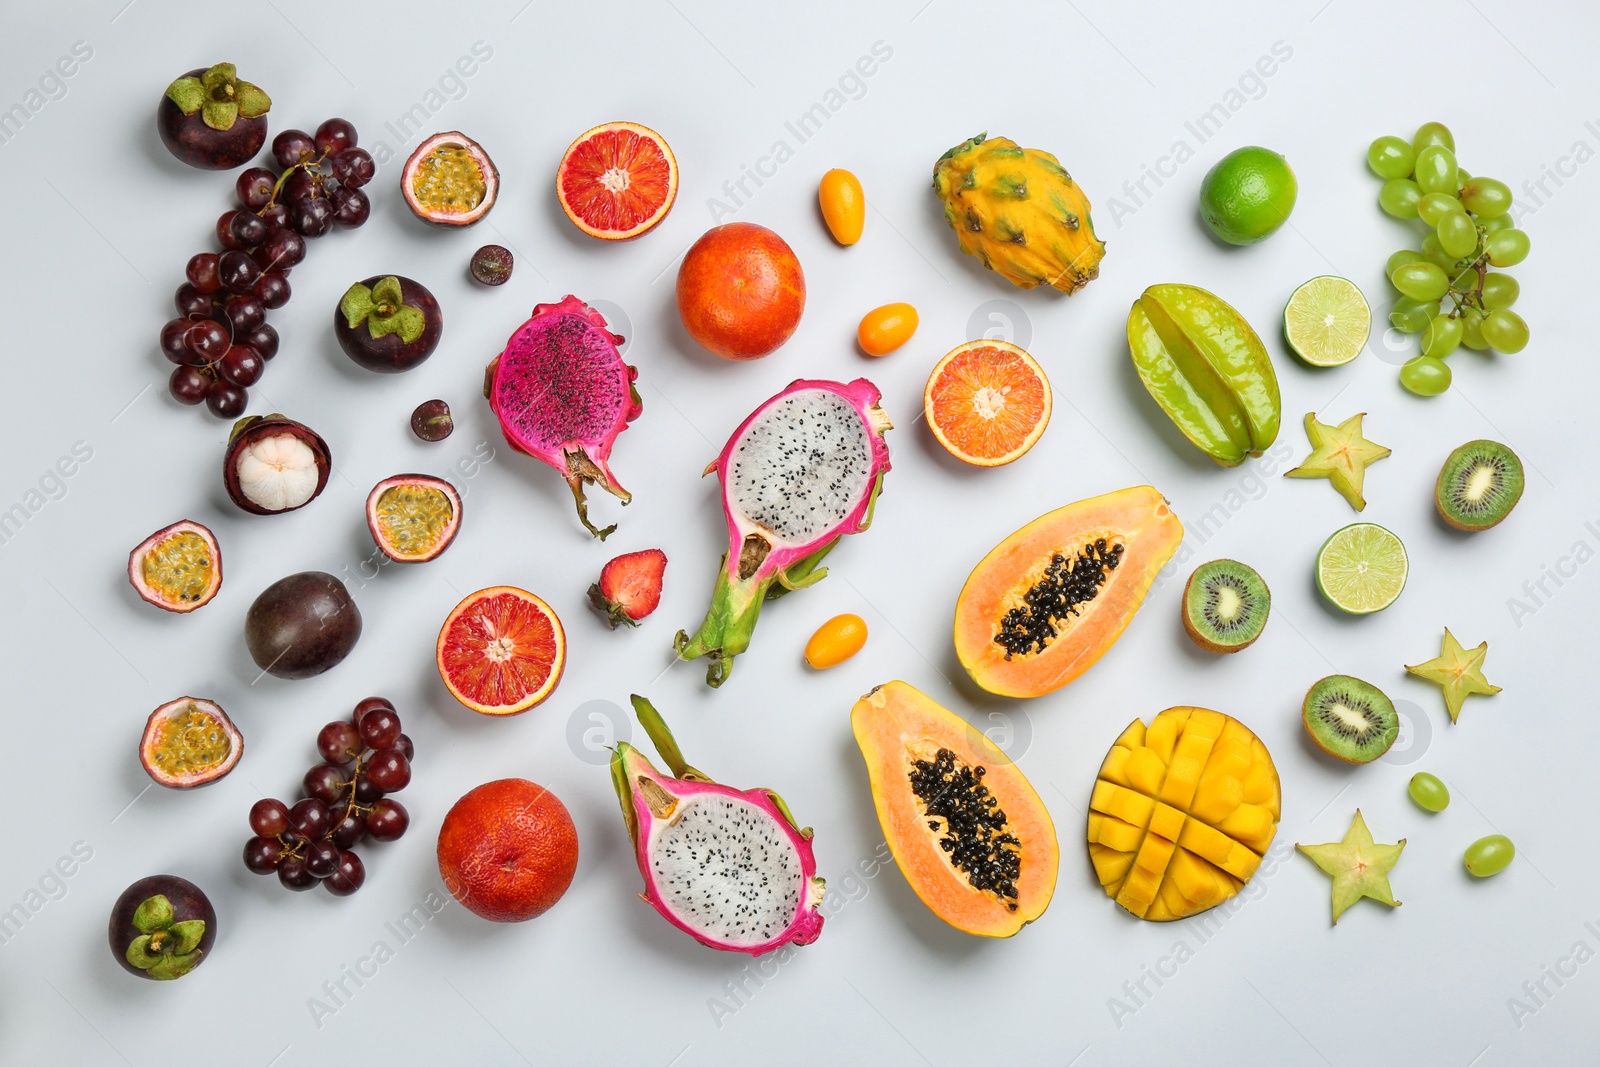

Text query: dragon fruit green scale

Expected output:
[612,696,825,955]
[485,295,642,539]
[933,132,1106,294]
[675,378,892,687]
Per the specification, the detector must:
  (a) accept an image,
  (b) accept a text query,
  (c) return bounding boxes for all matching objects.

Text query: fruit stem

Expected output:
[259,149,333,217]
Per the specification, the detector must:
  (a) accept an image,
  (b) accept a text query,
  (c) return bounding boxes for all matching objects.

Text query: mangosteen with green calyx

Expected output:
[336,276,442,373]
[109,875,216,981]
[158,63,271,170]
[245,571,362,679]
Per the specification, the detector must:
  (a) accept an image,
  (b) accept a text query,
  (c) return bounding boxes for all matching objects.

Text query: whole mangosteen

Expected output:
[158,63,271,170]
[245,571,362,679]
[108,874,217,980]
[335,275,443,373]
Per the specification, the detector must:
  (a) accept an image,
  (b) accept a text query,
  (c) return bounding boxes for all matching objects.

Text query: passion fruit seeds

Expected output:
[139,698,242,789]
[128,520,221,612]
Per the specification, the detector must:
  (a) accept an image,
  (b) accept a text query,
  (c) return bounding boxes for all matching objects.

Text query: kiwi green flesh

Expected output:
[1436,439,1524,532]
[1183,559,1270,653]
[1303,675,1398,763]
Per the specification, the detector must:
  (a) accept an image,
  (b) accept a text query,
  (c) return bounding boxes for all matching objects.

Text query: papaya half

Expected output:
[851,681,1057,937]
[953,485,1183,698]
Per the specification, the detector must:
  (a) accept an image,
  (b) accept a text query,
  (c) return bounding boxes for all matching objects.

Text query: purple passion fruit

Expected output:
[401,132,498,226]
[128,520,222,613]
[139,697,242,788]
[245,571,362,679]
[366,475,462,563]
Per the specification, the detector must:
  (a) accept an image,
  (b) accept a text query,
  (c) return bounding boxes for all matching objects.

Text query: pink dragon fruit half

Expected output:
[484,295,642,539]
[611,695,825,954]
[674,378,892,687]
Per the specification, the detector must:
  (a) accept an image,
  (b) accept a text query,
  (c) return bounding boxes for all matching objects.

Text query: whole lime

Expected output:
[1199,147,1297,246]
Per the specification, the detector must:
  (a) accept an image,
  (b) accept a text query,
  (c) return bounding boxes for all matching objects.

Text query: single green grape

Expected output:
[1400,355,1451,396]
[1418,193,1465,226]
[1392,261,1450,301]
[1413,121,1455,154]
[1486,228,1530,267]
[1464,834,1515,877]
[1386,249,1426,277]
[1460,176,1512,217]
[1482,309,1529,353]
[1437,212,1479,258]
[1419,235,1458,270]
[1389,297,1434,333]
[1414,146,1460,195]
[1423,313,1464,358]
[1408,772,1450,812]
[1480,214,1514,234]
[1379,178,1422,219]
[1460,308,1489,350]
[1481,273,1520,310]
[1367,135,1416,180]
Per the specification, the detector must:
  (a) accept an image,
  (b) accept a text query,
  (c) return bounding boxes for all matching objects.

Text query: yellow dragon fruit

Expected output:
[933,133,1105,294]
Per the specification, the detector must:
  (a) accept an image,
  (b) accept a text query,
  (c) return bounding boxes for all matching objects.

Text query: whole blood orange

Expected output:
[676,223,805,360]
[924,340,1052,466]
[557,121,678,240]
[436,586,565,715]
[438,778,578,922]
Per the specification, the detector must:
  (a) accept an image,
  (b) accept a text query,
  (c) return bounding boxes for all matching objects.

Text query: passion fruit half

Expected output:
[139,697,242,788]
[128,520,222,613]
[223,414,332,515]
[366,474,462,563]
[401,132,498,226]
[109,874,217,981]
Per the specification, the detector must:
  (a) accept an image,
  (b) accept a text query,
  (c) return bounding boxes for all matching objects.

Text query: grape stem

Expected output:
[1444,230,1491,318]
[259,148,333,216]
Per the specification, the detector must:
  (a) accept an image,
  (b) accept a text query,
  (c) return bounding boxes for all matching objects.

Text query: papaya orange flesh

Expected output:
[1088,706,1280,921]
[954,486,1184,698]
[851,681,1058,937]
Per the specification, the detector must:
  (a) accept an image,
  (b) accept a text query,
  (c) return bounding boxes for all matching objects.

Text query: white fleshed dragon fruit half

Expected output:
[611,695,825,955]
[484,295,642,539]
[674,378,892,686]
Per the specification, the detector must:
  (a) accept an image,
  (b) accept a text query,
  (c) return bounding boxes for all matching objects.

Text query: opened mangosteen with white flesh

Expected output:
[222,414,331,515]
[336,276,443,373]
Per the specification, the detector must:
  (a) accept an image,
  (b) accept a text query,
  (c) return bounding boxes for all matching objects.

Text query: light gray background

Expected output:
[1,1,1593,1063]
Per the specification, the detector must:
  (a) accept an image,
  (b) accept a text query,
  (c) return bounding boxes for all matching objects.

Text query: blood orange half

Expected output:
[557,122,678,240]
[436,587,566,715]
[924,340,1052,467]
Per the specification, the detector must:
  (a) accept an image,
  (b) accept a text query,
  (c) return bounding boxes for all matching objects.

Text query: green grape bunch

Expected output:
[1368,121,1530,397]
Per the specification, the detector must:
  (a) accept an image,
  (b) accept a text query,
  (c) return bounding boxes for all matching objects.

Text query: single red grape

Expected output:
[367,798,409,842]
[205,381,248,419]
[365,748,411,793]
[358,708,402,750]
[245,323,278,361]
[324,850,365,896]
[278,856,319,891]
[272,129,316,169]
[243,835,281,874]
[303,764,348,806]
[169,366,210,405]
[352,696,394,725]
[236,167,277,210]
[186,252,221,293]
[315,118,357,155]
[289,797,330,839]
[304,839,341,879]
[249,798,291,837]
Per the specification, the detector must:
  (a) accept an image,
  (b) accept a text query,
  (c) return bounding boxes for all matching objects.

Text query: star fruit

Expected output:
[1297,810,1405,924]
[1284,411,1391,510]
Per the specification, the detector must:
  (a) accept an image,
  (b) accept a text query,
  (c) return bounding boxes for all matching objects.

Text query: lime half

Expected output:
[1316,523,1407,614]
[1285,276,1371,367]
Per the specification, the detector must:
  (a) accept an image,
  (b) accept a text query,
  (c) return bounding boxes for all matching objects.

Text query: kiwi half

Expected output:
[1435,439,1524,531]
[1182,559,1270,653]
[1302,675,1398,764]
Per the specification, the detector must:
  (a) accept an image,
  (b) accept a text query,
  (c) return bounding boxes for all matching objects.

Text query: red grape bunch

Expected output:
[242,695,412,896]
[161,118,376,418]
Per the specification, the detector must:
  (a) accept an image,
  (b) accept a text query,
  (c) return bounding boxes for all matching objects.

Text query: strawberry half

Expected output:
[588,549,667,628]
